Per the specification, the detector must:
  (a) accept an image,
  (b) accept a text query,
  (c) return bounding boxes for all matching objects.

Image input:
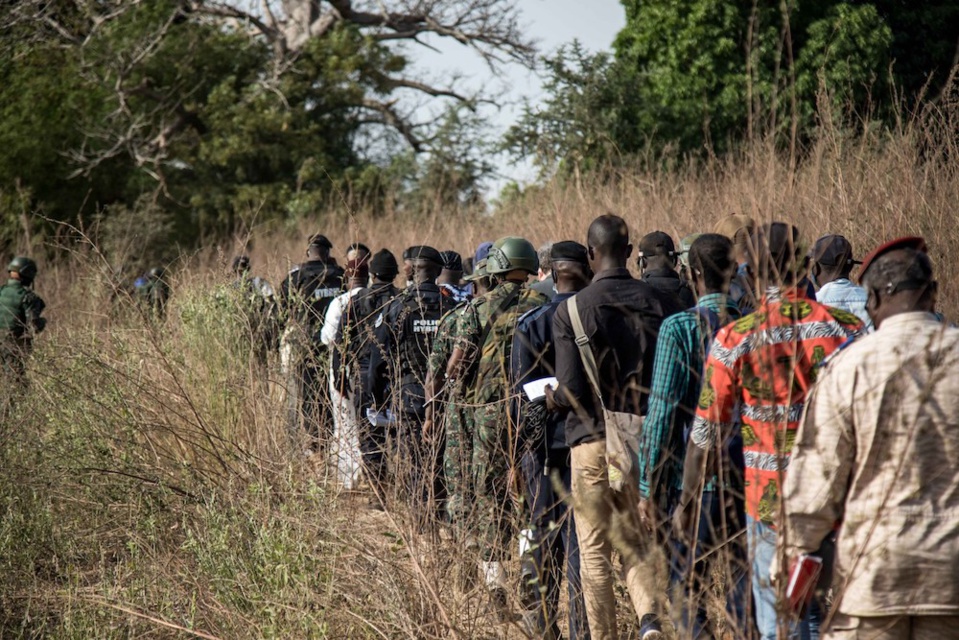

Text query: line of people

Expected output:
[243,216,958,640]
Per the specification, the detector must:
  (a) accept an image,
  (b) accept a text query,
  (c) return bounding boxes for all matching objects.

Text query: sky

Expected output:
[409,0,627,194]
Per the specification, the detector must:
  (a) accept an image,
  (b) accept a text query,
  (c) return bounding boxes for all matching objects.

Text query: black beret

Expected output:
[407,245,443,265]
[550,240,588,265]
[440,250,463,271]
[369,249,399,278]
[308,234,333,249]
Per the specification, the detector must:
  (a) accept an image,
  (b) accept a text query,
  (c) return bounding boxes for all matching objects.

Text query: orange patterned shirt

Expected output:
[691,287,862,524]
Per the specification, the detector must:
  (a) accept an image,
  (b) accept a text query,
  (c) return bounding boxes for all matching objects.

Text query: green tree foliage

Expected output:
[506,1,953,175]
[0,0,532,251]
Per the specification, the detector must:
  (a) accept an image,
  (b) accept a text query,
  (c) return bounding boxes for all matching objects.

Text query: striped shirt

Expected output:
[691,287,862,524]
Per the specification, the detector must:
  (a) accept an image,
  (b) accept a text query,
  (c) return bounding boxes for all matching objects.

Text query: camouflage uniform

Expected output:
[0,277,45,407]
[446,280,546,560]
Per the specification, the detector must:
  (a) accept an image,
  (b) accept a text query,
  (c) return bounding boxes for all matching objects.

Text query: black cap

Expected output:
[407,245,443,265]
[308,234,333,249]
[440,250,463,272]
[550,241,588,265]
[232,255,250,273]
[810,234,859,267]
[638,231,676,257]
[369,249,399,278]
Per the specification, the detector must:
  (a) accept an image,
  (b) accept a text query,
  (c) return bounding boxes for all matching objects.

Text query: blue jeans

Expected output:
[747,515,821,640]
[670,490,749,638]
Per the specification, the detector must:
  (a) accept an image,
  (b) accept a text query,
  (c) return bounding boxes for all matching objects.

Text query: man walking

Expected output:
[442,236,546,609]
[547,214,681,640]
[368,246,452,521]
[808,234,871,329]
[638,231,696,309]
[638,234,746,637]
[784,237,959,640]
[338,249,401,493]
[675,222,862,640]
[278,234,345,452]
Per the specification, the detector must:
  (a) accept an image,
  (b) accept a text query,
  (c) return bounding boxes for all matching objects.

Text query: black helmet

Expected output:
[486,236,538,276]
[232,255,251,274]
[8,256,38,285]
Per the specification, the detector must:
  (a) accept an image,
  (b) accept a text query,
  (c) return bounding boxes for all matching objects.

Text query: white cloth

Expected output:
[329,381,362,489]
[816,278,872,330]
[320,287,364,347]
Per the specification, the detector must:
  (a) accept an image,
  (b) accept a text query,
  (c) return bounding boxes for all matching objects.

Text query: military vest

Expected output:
[0,280,31,339]
[387,284,453,417]
[472,282,547,405]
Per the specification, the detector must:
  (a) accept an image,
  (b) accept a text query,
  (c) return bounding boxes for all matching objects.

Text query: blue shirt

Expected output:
[816,278,872,331]
[511,292,574,451]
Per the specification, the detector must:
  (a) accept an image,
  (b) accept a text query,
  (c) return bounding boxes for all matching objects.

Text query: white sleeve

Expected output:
[320,293,348,346]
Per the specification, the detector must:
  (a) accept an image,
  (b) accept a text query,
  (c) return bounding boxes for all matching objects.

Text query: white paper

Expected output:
[523,377,558,401]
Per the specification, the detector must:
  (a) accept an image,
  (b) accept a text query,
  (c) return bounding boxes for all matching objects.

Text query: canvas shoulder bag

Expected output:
[567,295,643,492]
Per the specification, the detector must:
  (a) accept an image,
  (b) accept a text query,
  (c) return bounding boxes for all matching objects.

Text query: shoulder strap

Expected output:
[568,295,606,411]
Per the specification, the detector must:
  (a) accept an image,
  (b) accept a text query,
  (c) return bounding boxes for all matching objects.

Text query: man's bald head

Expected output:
[863,248,936,328]
[586,214,632,270]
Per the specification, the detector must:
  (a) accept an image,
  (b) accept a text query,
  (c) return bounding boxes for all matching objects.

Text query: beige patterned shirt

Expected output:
[785,311,959,616]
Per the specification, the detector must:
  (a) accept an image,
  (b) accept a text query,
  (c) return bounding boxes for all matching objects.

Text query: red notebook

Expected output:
[786,555,823,615]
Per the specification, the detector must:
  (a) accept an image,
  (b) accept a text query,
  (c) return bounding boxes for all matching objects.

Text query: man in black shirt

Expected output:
[278,234,345,452]
[638,231,695,309]
[547,215,680,640]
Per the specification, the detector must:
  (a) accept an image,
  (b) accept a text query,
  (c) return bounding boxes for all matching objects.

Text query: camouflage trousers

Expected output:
[445,400,515,562]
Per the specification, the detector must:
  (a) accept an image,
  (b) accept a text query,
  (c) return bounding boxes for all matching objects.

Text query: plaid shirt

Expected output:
[691,287,862,524]
[639,293,740,499]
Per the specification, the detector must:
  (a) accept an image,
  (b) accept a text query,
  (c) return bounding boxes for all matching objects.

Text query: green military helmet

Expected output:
[486,236,538,276]
[678,234,703,270]
[8,256,38,285]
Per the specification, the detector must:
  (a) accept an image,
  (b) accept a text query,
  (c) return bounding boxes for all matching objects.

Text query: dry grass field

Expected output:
[2,89,958,639]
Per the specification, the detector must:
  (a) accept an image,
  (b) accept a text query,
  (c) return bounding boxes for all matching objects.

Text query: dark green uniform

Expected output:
[446,280,546,560]
[0,278,46,377]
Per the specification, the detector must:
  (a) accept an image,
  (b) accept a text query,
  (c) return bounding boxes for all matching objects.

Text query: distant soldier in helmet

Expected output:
[137,266,171,318]
[0,256,46,380]
[441,236,547,611]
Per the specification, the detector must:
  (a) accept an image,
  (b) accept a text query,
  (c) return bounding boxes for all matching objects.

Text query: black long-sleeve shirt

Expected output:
[551,268,681,447]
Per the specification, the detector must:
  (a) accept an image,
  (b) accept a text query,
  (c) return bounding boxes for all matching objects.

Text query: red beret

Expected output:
[858,236,927,284]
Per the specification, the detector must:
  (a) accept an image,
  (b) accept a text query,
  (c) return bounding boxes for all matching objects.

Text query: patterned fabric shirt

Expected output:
[816,278,872,331]
[691,287,862,524]
[639,293,740,500]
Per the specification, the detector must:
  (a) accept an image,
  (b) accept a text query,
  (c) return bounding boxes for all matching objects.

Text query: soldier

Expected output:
[336,249,401,493]
[278,234,345,453]
[442,236,547,610]
[368,246,453,521]
[0,257,46,383]
[510,241,592,640]
[425,247,493,524]
[229,255,277,356]
[138,267,171,318]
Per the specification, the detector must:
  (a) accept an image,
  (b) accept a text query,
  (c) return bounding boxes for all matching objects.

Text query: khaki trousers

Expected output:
[827,613,959,640]
[571,439,664,640]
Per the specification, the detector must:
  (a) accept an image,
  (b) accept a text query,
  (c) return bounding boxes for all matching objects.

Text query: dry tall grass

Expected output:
[2,89,958,639]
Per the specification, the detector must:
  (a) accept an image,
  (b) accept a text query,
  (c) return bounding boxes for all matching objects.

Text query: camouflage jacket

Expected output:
[0,279,46,342]
[453,280,546,405]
